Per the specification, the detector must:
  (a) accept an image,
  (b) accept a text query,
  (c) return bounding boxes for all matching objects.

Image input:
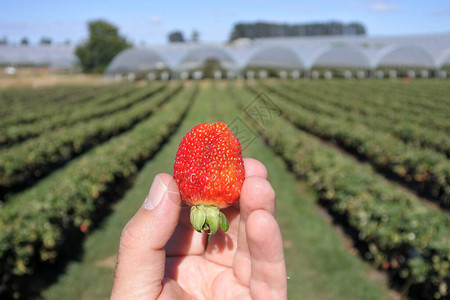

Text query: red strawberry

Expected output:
[173,122,245,235]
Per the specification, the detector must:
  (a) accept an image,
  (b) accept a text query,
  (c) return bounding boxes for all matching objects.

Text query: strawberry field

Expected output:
[0,79,449,299]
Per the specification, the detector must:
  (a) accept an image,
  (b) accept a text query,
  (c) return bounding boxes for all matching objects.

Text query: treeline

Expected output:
[229,21,366,41]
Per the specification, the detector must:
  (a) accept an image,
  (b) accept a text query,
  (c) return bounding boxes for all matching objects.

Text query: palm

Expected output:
[164,206,253,299]
[166,254,249,299]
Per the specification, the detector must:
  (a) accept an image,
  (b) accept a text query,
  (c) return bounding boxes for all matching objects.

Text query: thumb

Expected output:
[111,173,181,300]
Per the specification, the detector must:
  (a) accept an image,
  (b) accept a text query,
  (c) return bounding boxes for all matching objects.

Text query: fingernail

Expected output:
[143,175,167,210]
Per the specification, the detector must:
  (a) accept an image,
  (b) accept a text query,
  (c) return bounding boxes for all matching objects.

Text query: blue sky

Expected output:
[1,0,449,45]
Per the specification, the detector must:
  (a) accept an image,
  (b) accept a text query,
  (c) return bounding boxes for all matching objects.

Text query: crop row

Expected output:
[0,84,182,198]
[282,81,450,133]
[255,84,450,208]
[0,84,138,129]
[272,82,450,157]
[0,85,94,108]
[293,80,450,130]
[357,80,450,112]
[230,85,450,300]
[0,85,112,120]
[314,80,450,117]
[292,80,450,131]
[0,84,166,147]
[0,84,197,297]
[341,81,450,128]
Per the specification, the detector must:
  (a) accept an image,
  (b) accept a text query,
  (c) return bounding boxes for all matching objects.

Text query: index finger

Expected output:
[243,158,268,179]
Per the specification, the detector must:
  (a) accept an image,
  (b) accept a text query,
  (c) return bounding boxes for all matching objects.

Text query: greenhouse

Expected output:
[177,46,238,72]
[244,45,304,70]
[4,32,448,78]
[437,47,450,68]
[0,45,77,70]
[374,45,435,70]
[311,45,371,70]
[105,48,170,78]
[105,32,450,79]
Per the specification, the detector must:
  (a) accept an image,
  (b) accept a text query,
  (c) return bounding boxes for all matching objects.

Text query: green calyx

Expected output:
[190,205,229,235]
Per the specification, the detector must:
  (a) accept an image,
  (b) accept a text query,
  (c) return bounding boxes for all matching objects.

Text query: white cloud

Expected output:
[149,16,162,25]
[369,3,399,12]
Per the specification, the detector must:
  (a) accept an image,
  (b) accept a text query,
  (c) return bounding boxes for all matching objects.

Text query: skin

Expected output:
[111,158,287,300]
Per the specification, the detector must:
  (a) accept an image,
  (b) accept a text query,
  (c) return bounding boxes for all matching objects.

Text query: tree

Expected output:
[76,19,131,73]
[40,37,52,45]
[0,37,8,46]
[346,23,366,35]
[229,21,366,41]
[191,30,200,43]
[168,31,184,43]
[21,37,29,46]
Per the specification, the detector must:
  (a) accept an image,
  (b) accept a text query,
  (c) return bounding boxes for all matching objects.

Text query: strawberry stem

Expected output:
[190,205,229,235]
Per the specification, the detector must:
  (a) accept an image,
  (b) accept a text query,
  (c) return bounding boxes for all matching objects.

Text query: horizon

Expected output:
[1,0,450,45]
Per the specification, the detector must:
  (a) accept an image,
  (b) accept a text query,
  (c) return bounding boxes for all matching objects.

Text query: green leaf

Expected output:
[205,207,220,234]
[219,212,229,232]
[190,207,206,232]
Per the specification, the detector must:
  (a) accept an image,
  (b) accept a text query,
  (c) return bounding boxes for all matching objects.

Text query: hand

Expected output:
[111,158,287,300]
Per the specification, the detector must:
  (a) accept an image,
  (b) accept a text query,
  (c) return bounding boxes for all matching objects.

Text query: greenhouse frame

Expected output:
[0,45,77,70]
[105,32,450,79]
[1,32,449,79]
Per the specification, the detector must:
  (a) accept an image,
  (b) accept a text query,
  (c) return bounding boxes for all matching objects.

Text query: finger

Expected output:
[243,158,268,179]
[231,158,268,209]
[111,173,181,300]
[233,176,276,285]
[247,210,287,300]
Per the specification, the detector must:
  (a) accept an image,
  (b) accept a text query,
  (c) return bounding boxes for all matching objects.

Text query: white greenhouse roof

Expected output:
[106,48,169,74]
[312,46,371,69]
[245,45,304,70]
[0,45,77,69]
[106,32,450,74]
[375,45,435,68]
[177,45,238,71]
[3,32,449,74]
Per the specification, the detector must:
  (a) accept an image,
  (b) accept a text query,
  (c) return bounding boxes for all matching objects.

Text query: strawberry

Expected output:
[173,122,245,235]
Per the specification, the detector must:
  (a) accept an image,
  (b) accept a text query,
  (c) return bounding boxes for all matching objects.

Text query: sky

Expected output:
[1,0,450,46]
